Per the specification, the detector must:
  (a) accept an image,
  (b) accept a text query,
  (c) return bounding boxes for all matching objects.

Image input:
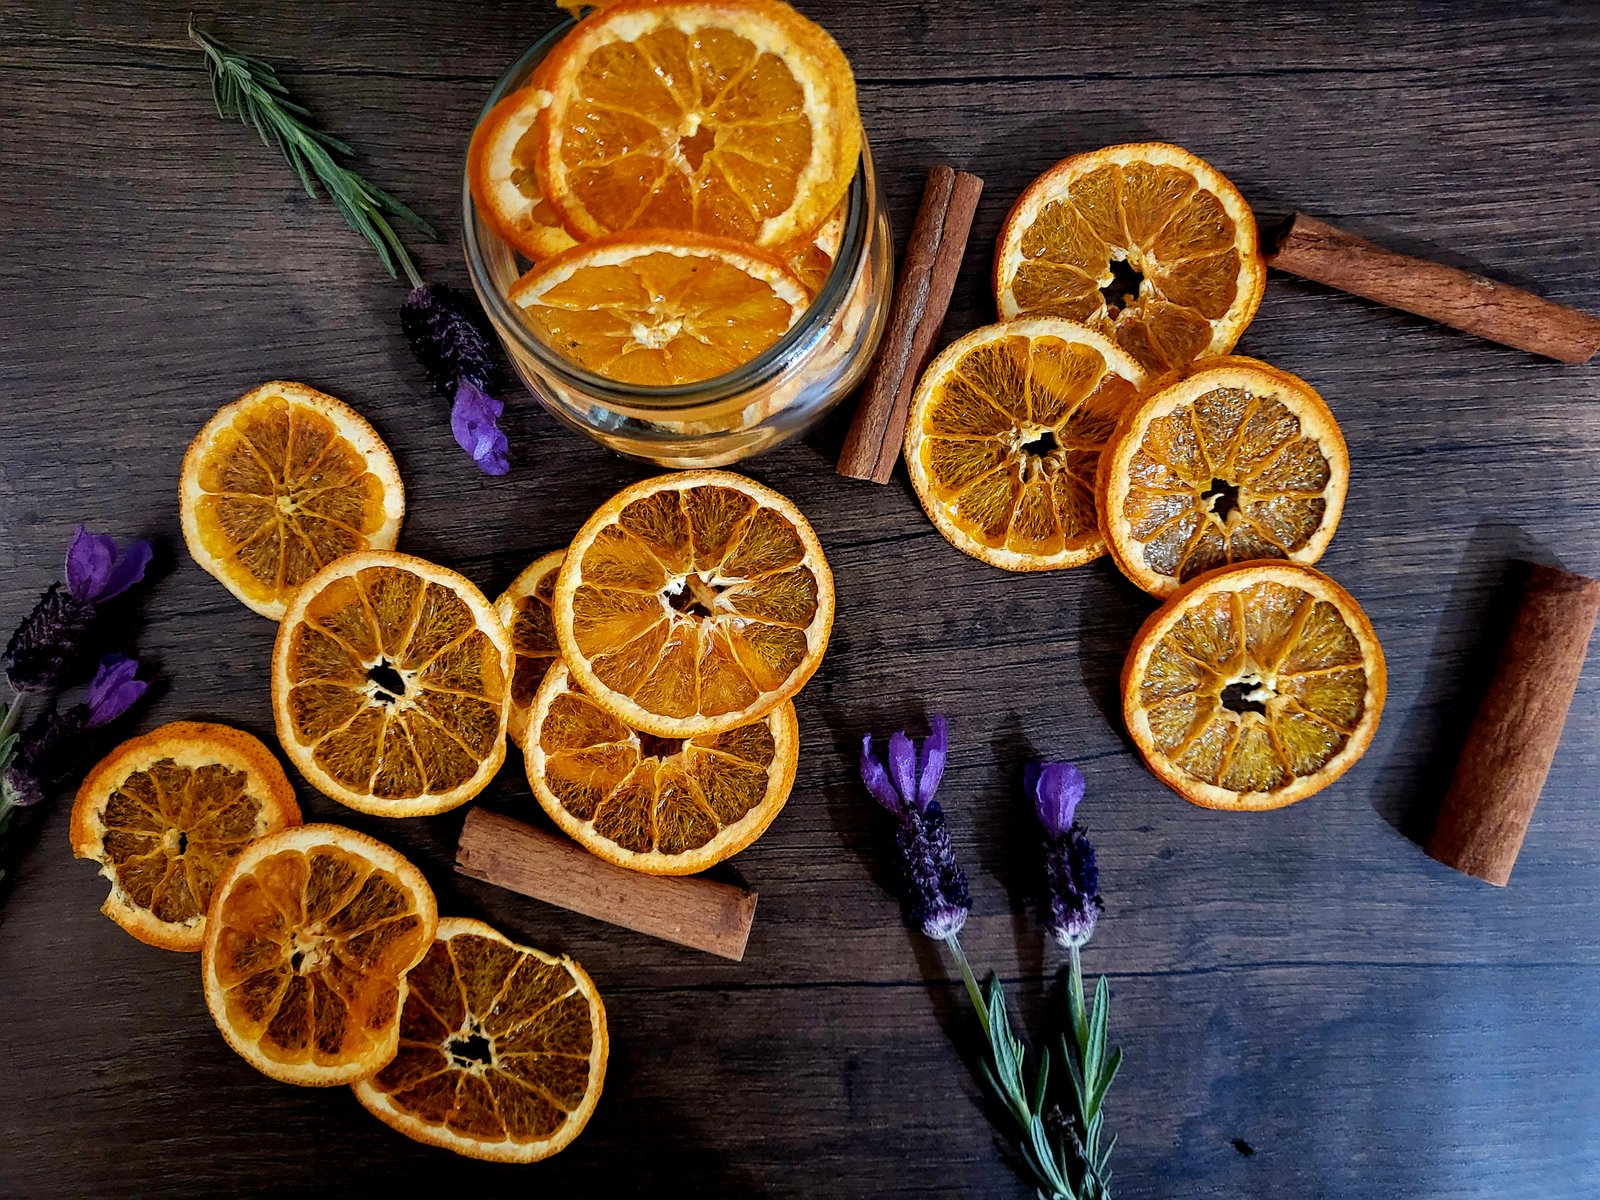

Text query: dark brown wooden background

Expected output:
[3,2,1599,1196]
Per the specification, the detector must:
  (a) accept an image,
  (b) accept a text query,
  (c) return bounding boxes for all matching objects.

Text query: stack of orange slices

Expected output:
[499,469,832,874]
[469,0,864,386]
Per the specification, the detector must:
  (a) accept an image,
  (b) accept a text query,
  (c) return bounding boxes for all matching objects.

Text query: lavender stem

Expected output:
[945,933,990,1038]
[0,696,25,744]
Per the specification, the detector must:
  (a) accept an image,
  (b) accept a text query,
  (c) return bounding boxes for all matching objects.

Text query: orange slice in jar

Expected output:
[494,549,566,746]
[272,551,513,817]
[904,317,1149,571]
[468,86,579,263]
[1098,357,1349,597]
[180,381,405,620]
[70,722,302,952]
[1122,562,1386,810]
[552,471,834,738]
[525,660,798,874]
[201,824,439,1086]
[784,198,848,295]
[995,143,1265,376]
[508,233,808,385]
[534,0,861,247]
[352,917,607,1162]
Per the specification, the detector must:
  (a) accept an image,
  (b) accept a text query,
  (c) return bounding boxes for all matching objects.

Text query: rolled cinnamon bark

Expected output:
[1268,213,1600,364]
[1426,564,1600,885]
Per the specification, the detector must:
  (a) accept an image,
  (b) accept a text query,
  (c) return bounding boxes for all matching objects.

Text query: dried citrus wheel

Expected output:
[69,722,302,952]
[272,551,513,817]
[534,0,861,247]
[904,317,1149,571]
[352,917,607,1161]
[525,660,797,873]
[994,143,1265,376]
[508,233,808,385]
[553,470,833,738]
[494,550,566,746]
[1098,357,1349,597]
[468,86,579,262]
[785,198,848,295]
[1122,562,1386,810]
[180,381,405,619]
[201,824,439,1086]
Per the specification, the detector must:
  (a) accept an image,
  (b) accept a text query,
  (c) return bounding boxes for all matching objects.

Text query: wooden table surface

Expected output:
[3,2,1599,1196]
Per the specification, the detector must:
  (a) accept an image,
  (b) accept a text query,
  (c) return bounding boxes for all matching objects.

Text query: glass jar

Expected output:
[461,23,894,468]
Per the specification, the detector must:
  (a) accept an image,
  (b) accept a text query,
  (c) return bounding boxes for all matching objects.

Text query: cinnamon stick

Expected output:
[455,808,758,960]
[1426,564,1600,885]
[838,165,984,482]
[1268,212,1600,364]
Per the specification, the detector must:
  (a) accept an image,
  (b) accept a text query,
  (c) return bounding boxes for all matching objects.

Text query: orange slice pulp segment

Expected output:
[70,721,302,952]
[201,824,439,1086]
[494,550,566,746]
[468,85,579,262]
[553,470,834,738]
[352,917,607,1162]
[995,143,1265,376]
[179,381,404,620]
[1099,357,1349,597]
[525,661,797,873]
[272,552,512,817]
[904,317,1148,571]
[508,233,808,385]
[1122,562,1386,810]
[533,0,861,247]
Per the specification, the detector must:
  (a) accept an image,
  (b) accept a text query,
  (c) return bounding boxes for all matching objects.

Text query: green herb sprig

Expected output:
[188,23,436,288]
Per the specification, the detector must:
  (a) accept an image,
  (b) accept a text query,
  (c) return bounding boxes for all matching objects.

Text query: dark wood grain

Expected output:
[2,1,1599,1196]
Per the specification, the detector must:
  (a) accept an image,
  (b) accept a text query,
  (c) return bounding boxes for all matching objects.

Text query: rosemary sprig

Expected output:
[188,23,436,288]
[947,937,1121,1200]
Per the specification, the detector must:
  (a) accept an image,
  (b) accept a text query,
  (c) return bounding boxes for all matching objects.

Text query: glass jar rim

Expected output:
[460,19,874,411]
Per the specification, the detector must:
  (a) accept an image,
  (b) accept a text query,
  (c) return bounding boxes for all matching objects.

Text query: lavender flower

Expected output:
[1026,760,1102,949]
[2,655,148,809]
[401,284,511,476]
[3,528,152,693]
[861,716,970,939]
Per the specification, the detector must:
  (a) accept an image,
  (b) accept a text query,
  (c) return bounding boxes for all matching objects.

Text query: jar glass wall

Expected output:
[462,23,894,469]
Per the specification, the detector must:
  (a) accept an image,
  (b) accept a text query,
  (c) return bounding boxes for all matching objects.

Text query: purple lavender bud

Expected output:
[1040,824,1101,948]
[65,527,153,605]
[1026,760,1086,838]
[84,654,148,728]
[4,704,89,808]
[400,283,499,397]
[450,380,511,476]
[3,584,97,694]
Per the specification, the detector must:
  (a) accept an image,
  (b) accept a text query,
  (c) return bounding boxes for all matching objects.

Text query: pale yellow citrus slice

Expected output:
[1122,562,1386,810]
[201,824,439,1086]
[995,143,1265,376]
[534,0,861,247]
[494,550,566,746]
[904,317,1149,571]
[525,660,797,873]
[353,917,607,1162]
[508,233,808,385]
[70,721,302,952]
[271,551,513,817]
[180,381,404,619]
[1098,357,1349,597]
[552,470,833,738]
[468,86,579,263]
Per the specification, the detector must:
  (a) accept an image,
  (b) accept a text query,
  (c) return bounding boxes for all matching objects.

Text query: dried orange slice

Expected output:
[1122,562,1386,810]
[352,917,607,1161]
[180,381,405,620]
[494,550,566,746]
[534,0,860,248]
[525,660,797,873]
[553,471,833,738]
[69,722,302,952]
[1098,357,1349,597]
[468,86,579,263]
[201,824,438,1086]
[272,551,513,817]
[995,143,1265,376]
[904,317,1149,571]
[785,199,848,295]
[508,233,808,385]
